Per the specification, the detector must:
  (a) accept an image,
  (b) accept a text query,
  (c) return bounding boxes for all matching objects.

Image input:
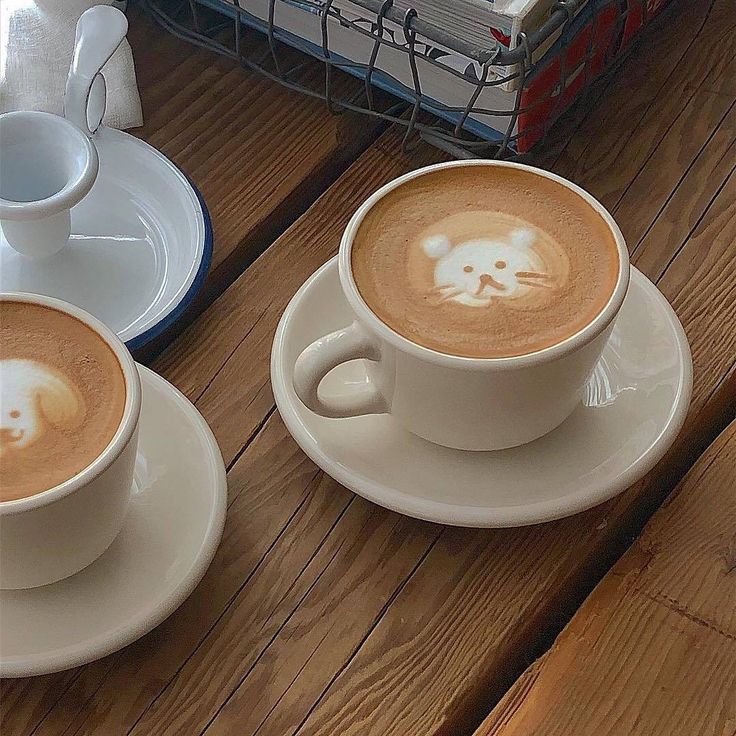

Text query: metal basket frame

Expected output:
[142,0,666,158]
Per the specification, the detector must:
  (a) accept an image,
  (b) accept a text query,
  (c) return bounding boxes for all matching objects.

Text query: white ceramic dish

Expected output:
[0,365,226,678]
[0,127,212,352]
[271,257,692,528]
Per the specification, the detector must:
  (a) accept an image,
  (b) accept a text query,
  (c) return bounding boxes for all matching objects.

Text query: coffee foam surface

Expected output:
[0,302,126,501]
[352,166,620,358]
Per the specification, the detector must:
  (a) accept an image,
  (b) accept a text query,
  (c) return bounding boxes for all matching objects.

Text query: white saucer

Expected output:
[0,365,226,678]
[0,127,212,352]
[271,258,692,528]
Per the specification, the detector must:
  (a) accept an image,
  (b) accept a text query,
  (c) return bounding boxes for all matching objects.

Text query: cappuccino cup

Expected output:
[293,160,629,451]
[0,293,141,589]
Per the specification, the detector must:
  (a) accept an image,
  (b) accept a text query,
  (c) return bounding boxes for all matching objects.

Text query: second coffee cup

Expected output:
[0,293,141,589]
[293,160,629,451]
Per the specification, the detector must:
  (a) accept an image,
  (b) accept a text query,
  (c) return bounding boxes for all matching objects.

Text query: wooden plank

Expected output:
[474,421,736,736]
[613,91,735,251]
[0,671,78,736]
[129,6,384,320]
[631,129,735,278]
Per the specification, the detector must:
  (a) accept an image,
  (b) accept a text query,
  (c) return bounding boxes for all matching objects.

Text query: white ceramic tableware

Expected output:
[0,126,212,351]
[0,293,141,589]
[0,111,98,259]
[0,365,227,677]
[273,257,693,527]
[0,5,212,351]
[0,6,127,260]
[293,160,630,451]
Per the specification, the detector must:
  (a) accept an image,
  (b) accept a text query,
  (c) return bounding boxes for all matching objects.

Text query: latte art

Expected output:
[418,212,570,308]
[352,164,619,358]
[0,359,85,454]
[0,301,126,501]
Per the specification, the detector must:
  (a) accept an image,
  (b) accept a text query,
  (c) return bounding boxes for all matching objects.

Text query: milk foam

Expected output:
[420,218,564,307]
[0,359,85,457]
[0,301,126,501]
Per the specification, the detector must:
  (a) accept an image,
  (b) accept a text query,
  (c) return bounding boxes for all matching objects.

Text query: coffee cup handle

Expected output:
[64,6,129,136]
[293,322,388,418]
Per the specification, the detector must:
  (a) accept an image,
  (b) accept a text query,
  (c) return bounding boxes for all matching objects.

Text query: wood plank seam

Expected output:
[616,96,736,240]
[58,661,121,736]
[197,525,357,736]
[653,164,736,284]
[290,532,444,736]
[264,495,355,622]
[254,628,334,735]
[194,308,270,406]
[475,663,543,735]
[226,404,278,477]
[23,671,84,736]
[629,126,736,261]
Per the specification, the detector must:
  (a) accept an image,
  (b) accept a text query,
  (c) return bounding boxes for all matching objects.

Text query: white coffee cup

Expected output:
[293,160,630,451]
[0,293,141,589]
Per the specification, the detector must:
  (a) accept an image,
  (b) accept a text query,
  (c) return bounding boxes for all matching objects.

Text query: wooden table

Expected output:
[2,1,734,734]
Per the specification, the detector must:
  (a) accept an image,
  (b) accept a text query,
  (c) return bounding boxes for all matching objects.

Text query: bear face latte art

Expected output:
[0,301,126,501]
[352,166,620,358]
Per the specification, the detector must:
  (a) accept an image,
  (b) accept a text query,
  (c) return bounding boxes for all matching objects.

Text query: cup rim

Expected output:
[0,293,141,515]
[0,111,99,221]
[339,159,630,372]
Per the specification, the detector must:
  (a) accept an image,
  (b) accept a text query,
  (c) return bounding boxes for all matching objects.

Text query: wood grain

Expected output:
[549,0,735,208]
[474,421,736,736]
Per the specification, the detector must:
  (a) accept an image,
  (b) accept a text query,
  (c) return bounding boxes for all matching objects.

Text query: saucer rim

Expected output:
[125,182,213,352]
[271,258,693,528]
[99,129,212,352]
[0,126,212,353]
[0,365,227,678]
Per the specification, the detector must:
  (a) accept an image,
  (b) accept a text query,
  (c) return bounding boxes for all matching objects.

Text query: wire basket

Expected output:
[142,0,673,158]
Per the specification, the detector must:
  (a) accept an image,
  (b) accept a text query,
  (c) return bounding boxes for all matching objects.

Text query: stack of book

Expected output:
[204,0,673,151]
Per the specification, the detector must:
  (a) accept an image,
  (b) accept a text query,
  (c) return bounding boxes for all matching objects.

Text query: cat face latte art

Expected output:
[419,212,569,308]
[351,165,619,358]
